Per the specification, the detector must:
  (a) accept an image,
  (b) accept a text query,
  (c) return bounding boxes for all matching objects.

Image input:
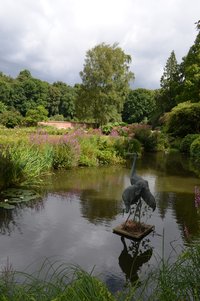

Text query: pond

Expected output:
[0,152,200,292]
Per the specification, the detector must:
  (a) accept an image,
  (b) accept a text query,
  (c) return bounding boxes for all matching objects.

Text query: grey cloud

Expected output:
[0,0,199,88]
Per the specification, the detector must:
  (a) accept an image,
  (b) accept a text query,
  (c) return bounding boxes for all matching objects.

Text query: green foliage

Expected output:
[0,263,117,301]
[149,244,200,300]
[159,51,181,112]
[61,270,115,301]
[0,101,7,113]
[79,137,99,167]
[112,137,142,159]
[122,88,156,124]
[0,110,23,128]
[49,114,65,121]
[76,43,134,125]
[178,23,200,103]
[0,69,78,119]
[165,102,200,137]
[134,127,163,152]
[190,137,200,164]
[24,105,48,126]
[101,122,127,135]
[53,81,76,119]
[180,134,200,153]
[1,245,200,300]
[78,135,124,166]
[52,140,80,169]
[0,143,53,187]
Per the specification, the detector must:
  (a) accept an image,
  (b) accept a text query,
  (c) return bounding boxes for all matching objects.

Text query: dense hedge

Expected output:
[180,134,200,153]
[165,102,200,137]
[190,137,200,164]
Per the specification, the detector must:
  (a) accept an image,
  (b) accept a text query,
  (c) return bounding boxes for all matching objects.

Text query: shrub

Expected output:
[113,137,141,158]
[49,114,65,121]
[79,137,99,167]
[52,136,80,169]
[101,122,127,135]
[165,102,200,137]
[0,110,23,128]
[24,105,48,126]
[180,134,200,153]
[190,137,200,164]
[134,127,161,152]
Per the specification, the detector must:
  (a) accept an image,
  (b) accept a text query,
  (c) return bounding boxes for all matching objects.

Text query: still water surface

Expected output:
[0,152,200,291]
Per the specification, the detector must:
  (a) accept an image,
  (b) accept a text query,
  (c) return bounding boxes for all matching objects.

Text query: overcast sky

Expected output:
[0,0,199,89]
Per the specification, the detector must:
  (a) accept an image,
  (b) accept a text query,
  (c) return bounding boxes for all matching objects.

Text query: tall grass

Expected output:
[0,260,117,301]
[0,142,53,188]
[0,244,200,300]
[0,127,142,188]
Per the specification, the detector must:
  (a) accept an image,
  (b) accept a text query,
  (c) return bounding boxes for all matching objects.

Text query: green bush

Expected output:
[79,137,99,167]
[165,102,200,137]
[180,134,200,153]
[24,105,48,126]
[0,110,23,128]
[134,128,162,152]
[49,114,65,121]
[101,122,127,135]
[190,137,200,164]
[52,139,80,169]
[113,137,141,158]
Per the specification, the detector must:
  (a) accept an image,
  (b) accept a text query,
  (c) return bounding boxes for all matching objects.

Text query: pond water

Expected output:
[0,152,200,292]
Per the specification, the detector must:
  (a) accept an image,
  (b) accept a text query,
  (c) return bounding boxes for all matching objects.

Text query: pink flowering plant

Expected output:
[195,186,200,214]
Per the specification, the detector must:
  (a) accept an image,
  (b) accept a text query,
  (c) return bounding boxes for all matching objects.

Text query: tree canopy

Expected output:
[76,43,134,125]
[122,88,156,124]
[178,22,200,103]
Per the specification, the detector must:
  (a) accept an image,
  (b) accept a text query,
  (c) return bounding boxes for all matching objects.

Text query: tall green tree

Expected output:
[76,43,134,125]
[122,88,156,123]
[47,85,61,116]
[158,50,181,113]
[53,81,76,119]
[178,20,200,103]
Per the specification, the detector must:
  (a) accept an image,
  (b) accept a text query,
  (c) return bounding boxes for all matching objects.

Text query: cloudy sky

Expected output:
[0,0,199,89]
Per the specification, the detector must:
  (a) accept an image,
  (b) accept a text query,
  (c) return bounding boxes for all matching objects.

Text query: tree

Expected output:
[53,81,76,119]
[25,105,48,126]
[158,50,181,113]
[178,20,200,103]
[47,85,61,116]
[76,43,134,125]
[122,88,156,124]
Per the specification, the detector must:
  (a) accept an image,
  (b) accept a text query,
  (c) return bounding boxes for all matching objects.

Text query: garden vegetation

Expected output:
[0,243,199,300]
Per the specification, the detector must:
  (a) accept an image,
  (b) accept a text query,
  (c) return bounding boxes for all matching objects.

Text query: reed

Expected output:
[0,142,53,188]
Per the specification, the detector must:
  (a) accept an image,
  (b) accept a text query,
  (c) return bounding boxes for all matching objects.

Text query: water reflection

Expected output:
[0,153,200,292]
[118,237,152,284]
[80,189,121,224]
[0,198,45,235]
[0,209,21,235]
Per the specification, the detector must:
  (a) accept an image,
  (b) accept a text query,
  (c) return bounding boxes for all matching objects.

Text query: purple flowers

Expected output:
[194,186,200,209]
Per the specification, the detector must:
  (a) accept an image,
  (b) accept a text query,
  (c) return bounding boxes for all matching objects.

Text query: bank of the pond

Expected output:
[0,243,200,301]
[0,125,161,189]
[1,125,199,190]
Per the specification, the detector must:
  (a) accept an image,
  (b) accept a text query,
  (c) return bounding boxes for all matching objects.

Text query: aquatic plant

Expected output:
[0,142,53,187]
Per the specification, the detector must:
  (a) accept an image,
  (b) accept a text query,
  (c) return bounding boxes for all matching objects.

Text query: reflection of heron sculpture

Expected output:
[122,153,156,214]
[118,237,152,283]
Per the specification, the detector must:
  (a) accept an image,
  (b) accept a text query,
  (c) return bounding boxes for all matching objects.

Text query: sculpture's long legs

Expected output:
[124,198,142,228]
[124,210,132,227]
